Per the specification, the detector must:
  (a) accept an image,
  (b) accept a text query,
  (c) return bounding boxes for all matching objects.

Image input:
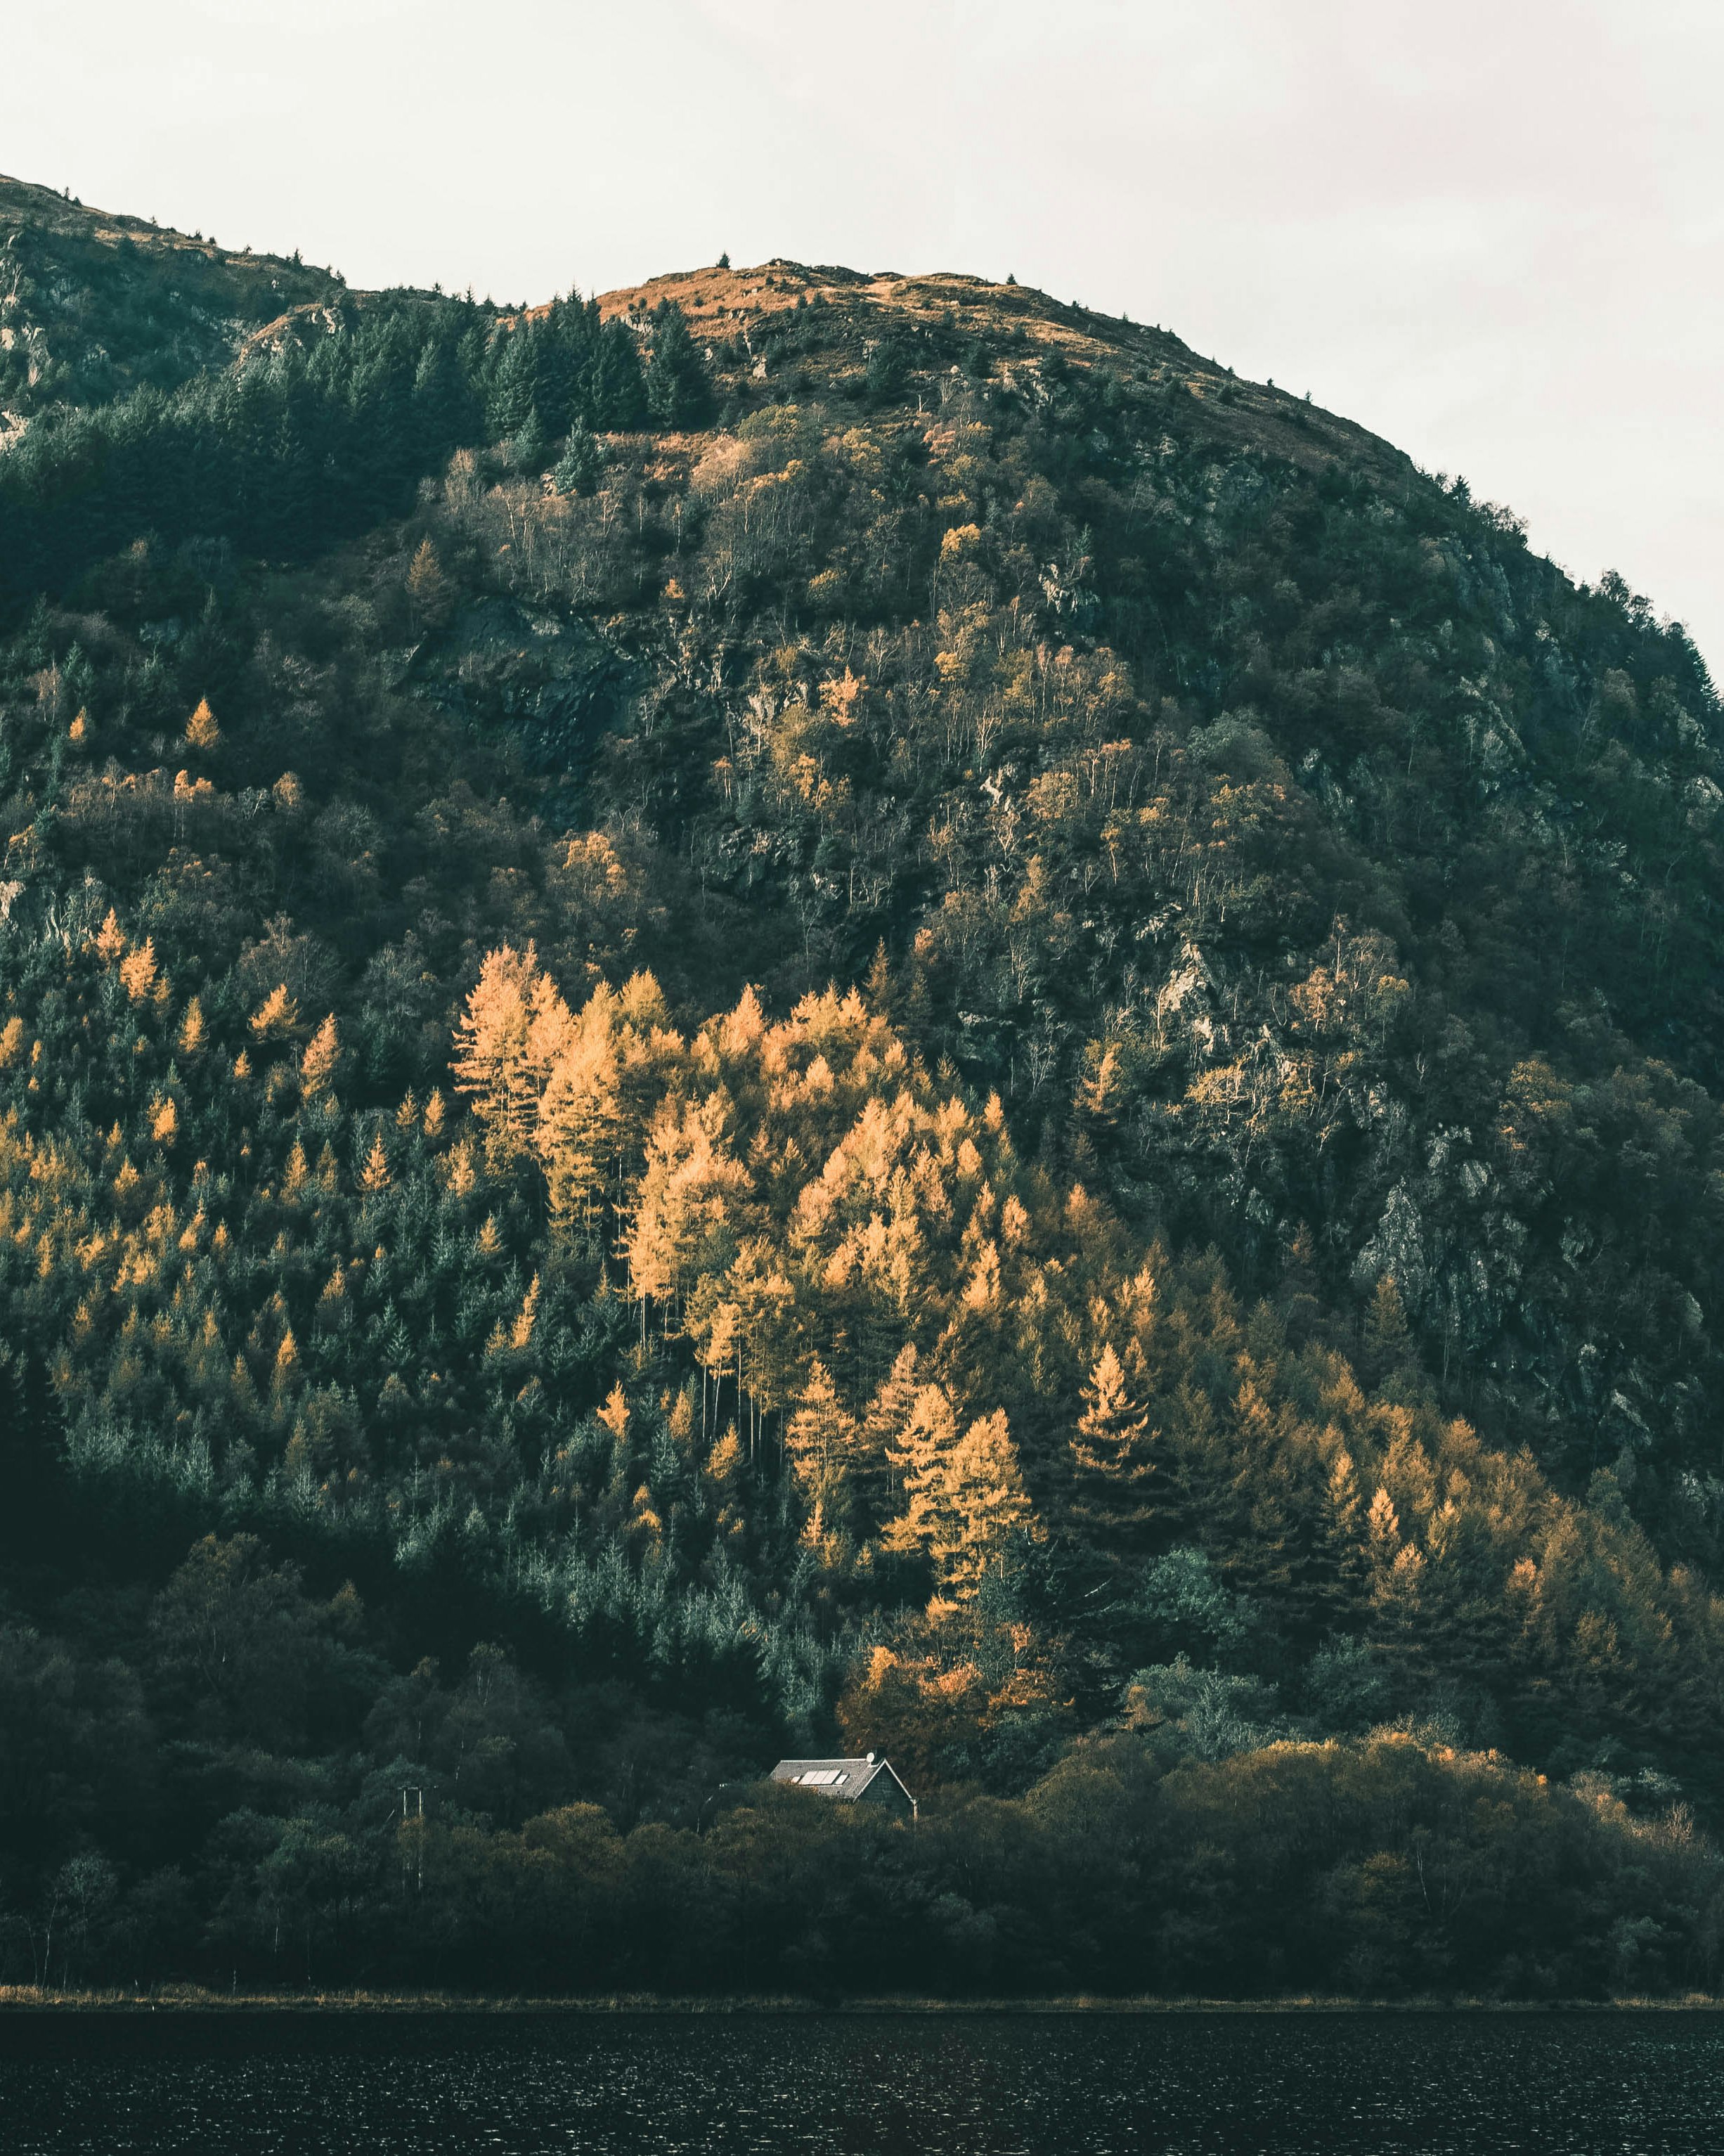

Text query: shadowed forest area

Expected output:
[1,174,1723,1998]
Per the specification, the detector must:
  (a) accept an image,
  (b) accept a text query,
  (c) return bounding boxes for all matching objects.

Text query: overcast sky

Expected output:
[12,0,1721,677]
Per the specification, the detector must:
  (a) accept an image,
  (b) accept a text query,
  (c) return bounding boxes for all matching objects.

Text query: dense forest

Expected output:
[1,172,1722,1999]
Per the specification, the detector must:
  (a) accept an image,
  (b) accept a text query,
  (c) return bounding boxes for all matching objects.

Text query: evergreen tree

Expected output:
[855,1343,920,1532]
[882,1383,959,1572]
[412,336,479,456]
[939,1408,1035,1596]
[785,1357,857,1510]
[589,318,647,430]
[1068,1343,1166,1555]
[406,538,452,631]
[644,304,713,430]
[486,328,539,441]
[531,314,579,437]
[550,421,604,498]
[507,406,550,473]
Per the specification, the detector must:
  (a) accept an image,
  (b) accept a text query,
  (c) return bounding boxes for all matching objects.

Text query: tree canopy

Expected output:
[0,189,1720,1998]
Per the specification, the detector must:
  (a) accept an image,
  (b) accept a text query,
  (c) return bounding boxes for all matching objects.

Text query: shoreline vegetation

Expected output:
[3,1987,1723,2016]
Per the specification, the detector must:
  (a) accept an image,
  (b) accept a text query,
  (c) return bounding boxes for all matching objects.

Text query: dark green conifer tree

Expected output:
[644,304,712,429]
[589,318,647,431]
[550,421,604,497]
[486,330,538,442]
[413,337,479,458]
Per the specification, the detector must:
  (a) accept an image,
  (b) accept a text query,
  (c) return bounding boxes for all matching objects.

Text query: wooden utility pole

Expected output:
[401,1787,424,1892]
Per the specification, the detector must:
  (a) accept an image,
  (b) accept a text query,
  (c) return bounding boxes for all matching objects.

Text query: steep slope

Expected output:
[0,173,349,422]
[1,182,1721,1996]
[535,256,1724,1506]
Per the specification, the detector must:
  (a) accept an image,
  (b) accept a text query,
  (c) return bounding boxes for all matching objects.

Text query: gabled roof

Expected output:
[771,1755,916,1809]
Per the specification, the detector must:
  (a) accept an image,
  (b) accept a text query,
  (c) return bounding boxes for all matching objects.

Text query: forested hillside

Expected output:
[2,179,1722,1999]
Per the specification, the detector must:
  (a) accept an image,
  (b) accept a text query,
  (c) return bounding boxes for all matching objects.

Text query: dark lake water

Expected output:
[0,2009,1718,2154]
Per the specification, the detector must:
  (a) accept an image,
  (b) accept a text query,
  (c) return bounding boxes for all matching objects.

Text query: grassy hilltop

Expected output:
[1,176,1721,2001]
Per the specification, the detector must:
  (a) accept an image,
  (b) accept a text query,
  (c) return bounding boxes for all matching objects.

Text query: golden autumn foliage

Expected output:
[359,1128,391,1192]
[184,696,221,752]
[511,1272,541,1350]
[449,943,551,1168]
[784,1355,856,1505]
[299,1014,342,1095]
[406,536,451,626]
[432,938,1724,1722]
[1068,1340,1164,1552]
[118,938,159,1005]
[446,951,1065,1577]
[249,984,299,1041]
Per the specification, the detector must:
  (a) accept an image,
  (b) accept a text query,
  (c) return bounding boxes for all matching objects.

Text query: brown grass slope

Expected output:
[593,256,1415,486]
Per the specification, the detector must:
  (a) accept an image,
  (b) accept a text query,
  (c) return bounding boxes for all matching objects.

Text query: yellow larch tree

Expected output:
[300,1014,341,1095]
[624,1092,750,1314]
[250,984,299,1042]
[271,1329,299,1402]
[1068,1340,1163,1553]
[537,990,624,1239]
[185,697,221,752]
[452,943,555,1168]
[119,939,159,1005]
[882,1382,959,1567]
[938,1407,1035,1596]
[785,1355,857,1507]
[510,1272,541,1351]
[855,1341,921,1530]
[359,1128,391,1193]
[406,538,451,628]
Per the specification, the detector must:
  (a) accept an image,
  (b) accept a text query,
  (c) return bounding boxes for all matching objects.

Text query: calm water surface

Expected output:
[0,2010,1718,2155]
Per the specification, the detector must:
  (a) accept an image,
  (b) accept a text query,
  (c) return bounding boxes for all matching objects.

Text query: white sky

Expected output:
[13,0,1723,679]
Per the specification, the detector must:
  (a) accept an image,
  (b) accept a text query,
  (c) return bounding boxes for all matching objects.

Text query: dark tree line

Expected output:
[0,294,714,611]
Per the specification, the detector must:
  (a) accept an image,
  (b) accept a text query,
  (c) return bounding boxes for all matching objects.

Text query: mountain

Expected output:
[0,173,351,420]
[1,178,1720,2001]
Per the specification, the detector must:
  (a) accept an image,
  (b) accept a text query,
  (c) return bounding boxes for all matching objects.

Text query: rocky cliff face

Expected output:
[0,172,343,422]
